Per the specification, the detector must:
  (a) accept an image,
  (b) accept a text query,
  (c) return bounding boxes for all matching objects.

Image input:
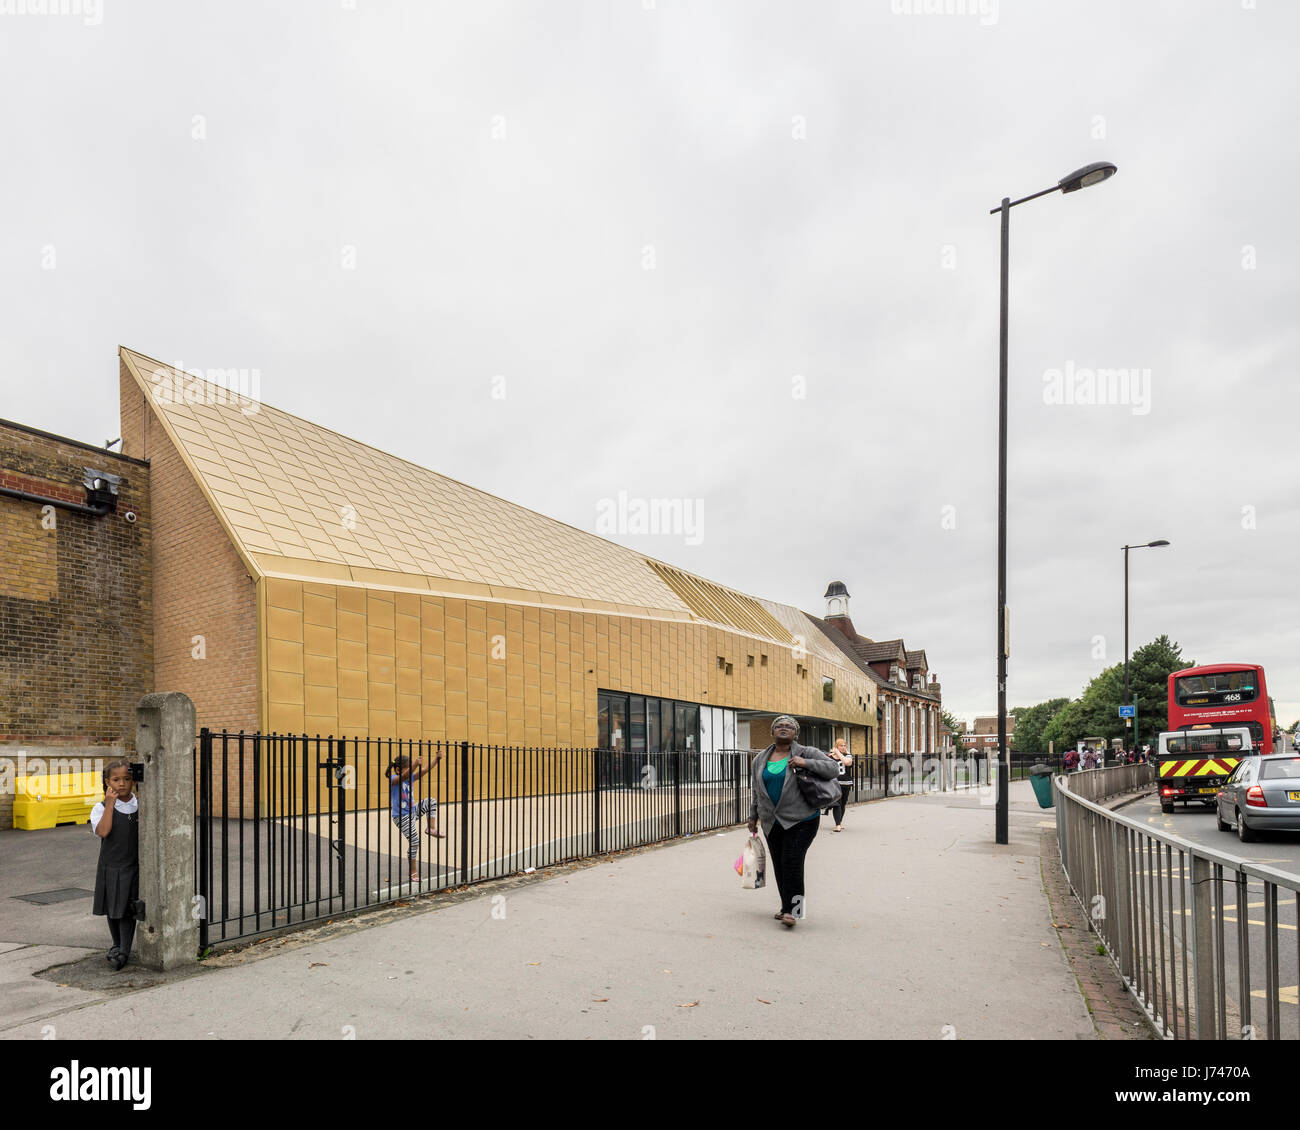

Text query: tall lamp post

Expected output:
[990,161,1117,846]
[1123,539,1171,752]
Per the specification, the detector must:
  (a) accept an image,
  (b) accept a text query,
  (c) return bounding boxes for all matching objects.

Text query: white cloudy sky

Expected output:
[2,0,1297,728]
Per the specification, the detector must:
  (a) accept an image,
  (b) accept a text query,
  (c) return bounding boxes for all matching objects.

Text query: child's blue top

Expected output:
[389,775,412,819]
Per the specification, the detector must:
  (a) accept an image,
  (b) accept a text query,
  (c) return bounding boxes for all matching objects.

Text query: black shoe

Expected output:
[110,951,129,971]
[106,946,121,966]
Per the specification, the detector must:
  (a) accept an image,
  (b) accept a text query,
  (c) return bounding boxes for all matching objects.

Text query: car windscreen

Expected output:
[1259,759,1300,781]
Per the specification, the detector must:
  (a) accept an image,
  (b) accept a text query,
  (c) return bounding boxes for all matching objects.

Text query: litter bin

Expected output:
[1029,762,1055,809]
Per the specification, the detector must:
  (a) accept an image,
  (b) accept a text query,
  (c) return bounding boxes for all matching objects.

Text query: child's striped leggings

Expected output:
[394,799,438,858]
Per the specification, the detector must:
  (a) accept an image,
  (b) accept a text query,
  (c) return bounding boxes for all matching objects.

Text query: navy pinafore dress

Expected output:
[92,802,139,919]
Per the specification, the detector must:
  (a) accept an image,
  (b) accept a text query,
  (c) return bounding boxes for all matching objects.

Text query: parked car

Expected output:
[1215,753,1300,842]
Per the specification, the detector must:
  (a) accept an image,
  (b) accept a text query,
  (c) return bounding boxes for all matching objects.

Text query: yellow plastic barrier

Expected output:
[13,772,103,830]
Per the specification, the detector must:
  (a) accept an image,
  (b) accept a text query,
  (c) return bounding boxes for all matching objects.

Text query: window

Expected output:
[822,677,834,703]
[747,655,754,667]
[630,696,646,753]
[1261,759,1300,780]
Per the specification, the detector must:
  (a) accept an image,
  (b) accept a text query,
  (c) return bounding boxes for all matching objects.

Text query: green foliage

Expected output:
[1010,697,1070,752]
[1027,635,1192,753]
[941,709,965,752]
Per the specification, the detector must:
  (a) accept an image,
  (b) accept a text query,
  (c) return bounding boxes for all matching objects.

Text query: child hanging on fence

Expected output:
[90,758,140,971]
[386,752,445,882]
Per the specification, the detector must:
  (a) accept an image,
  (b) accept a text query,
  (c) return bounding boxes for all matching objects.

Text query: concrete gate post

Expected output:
[134,692,198,970]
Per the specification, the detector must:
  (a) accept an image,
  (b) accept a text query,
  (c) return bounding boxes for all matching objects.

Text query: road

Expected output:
[1123,792,1299,1038]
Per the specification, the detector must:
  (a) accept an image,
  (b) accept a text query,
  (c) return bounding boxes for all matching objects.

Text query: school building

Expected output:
[0,346,949,826]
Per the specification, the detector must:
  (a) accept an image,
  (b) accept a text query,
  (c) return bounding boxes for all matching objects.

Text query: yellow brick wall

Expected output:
[121,362,260,735]
[0,503,57,601]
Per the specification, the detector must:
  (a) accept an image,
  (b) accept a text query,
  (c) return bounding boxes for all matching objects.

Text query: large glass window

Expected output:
[630,696,646,752]
[675,702,699,752]
[600,690,714,755]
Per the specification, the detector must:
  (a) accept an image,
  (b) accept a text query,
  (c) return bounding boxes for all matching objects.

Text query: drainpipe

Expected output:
[0,467,121,517]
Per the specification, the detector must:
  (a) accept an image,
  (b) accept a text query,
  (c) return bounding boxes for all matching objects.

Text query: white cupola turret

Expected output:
[824,580,851,620]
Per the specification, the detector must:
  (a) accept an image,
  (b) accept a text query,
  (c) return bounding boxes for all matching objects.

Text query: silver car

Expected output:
[1216,754,1300,842]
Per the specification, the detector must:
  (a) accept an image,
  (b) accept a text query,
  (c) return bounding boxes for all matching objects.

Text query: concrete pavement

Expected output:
[0,780,1136,1039]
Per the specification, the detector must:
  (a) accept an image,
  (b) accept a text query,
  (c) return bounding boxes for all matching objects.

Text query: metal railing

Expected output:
[193,734,1020,949]
[1055,767,1300,1039]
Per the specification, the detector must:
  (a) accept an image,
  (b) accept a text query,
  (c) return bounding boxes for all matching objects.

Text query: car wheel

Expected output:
[1236,808,1258,843]
[1216,807,1231,832]
[1160,800,1173,814]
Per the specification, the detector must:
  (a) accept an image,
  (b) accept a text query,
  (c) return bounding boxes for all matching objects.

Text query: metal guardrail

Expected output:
[1055,766,1300,1039]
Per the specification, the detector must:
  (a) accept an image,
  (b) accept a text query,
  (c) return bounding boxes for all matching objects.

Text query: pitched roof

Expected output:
[805,616,940,702]
[120,348,813,653]
[861,638,908,663]
[905,649,928,670]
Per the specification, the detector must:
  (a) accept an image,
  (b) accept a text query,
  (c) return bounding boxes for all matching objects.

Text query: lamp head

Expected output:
[1058,161,1117,194]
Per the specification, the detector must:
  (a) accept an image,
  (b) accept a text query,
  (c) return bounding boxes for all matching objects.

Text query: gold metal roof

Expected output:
[120,347,846,654]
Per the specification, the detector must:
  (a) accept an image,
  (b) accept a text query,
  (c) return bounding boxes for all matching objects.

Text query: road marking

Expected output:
[1250,985,1299,1005]
[1174,910,1297,931]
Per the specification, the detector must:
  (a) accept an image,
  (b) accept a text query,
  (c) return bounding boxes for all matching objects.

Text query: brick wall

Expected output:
[119,362,259,735]
[0,420,152,828]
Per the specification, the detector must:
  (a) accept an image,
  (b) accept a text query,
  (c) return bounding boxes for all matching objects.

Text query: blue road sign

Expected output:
[1118,705,1136,718]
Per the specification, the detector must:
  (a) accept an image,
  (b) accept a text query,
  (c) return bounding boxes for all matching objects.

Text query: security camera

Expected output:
[124,510,138,523]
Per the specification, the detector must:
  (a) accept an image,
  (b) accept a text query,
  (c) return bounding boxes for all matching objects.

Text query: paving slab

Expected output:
[0,781,1096,1040]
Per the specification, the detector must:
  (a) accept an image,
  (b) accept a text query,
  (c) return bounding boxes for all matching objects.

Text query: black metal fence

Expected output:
[194,732,970,949]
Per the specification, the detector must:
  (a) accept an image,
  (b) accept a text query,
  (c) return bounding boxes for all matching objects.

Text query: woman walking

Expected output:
[827,737,854,831]
[747,716,839,927]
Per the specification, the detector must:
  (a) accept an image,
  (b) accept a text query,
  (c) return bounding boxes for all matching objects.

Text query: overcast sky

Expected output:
[3,0,1297,730]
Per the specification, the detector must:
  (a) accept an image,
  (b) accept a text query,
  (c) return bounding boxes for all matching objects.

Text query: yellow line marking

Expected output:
[1250,985,1299,1005]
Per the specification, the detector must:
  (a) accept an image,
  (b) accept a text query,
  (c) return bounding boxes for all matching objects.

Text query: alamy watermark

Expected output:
[0,0,102,25]
[149,364,261,416]
[1042,361,1151,416]
[890,0,998,26]
[595,491,704,546]
[1,754,104,795]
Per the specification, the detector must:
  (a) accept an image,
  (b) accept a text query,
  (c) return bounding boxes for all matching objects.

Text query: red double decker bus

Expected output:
[1167,663,1278,754]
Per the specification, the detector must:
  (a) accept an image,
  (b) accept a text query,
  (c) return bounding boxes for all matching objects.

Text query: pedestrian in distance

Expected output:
[1063,748,1079,773]
[747,715,839,927]
[386,752,445,882]
[90,759,140,971]
[826,737,854,831]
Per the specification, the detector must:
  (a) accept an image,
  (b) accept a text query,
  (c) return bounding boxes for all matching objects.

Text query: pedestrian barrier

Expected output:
[1055,766,1299,1039]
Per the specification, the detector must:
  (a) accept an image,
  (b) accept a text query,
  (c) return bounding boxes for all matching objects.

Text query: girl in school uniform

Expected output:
[90,759,139,971]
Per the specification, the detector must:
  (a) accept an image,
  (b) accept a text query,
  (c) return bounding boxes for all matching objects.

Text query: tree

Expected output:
[1042,697,1089,754]
[941,709,965,754]
[1126,634,1192,746]
[1010,697,1070,753]
[1036,635,1192,753]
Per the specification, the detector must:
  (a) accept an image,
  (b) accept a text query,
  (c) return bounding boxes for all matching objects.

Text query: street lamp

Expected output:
[1123,539,1171,753]
[989,161,1118,846]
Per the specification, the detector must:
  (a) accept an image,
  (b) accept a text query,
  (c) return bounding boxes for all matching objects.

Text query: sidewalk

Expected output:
[0,780,1136,1040]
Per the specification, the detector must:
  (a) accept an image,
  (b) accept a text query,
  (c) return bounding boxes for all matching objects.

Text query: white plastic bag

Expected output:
[740,833,766,890]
